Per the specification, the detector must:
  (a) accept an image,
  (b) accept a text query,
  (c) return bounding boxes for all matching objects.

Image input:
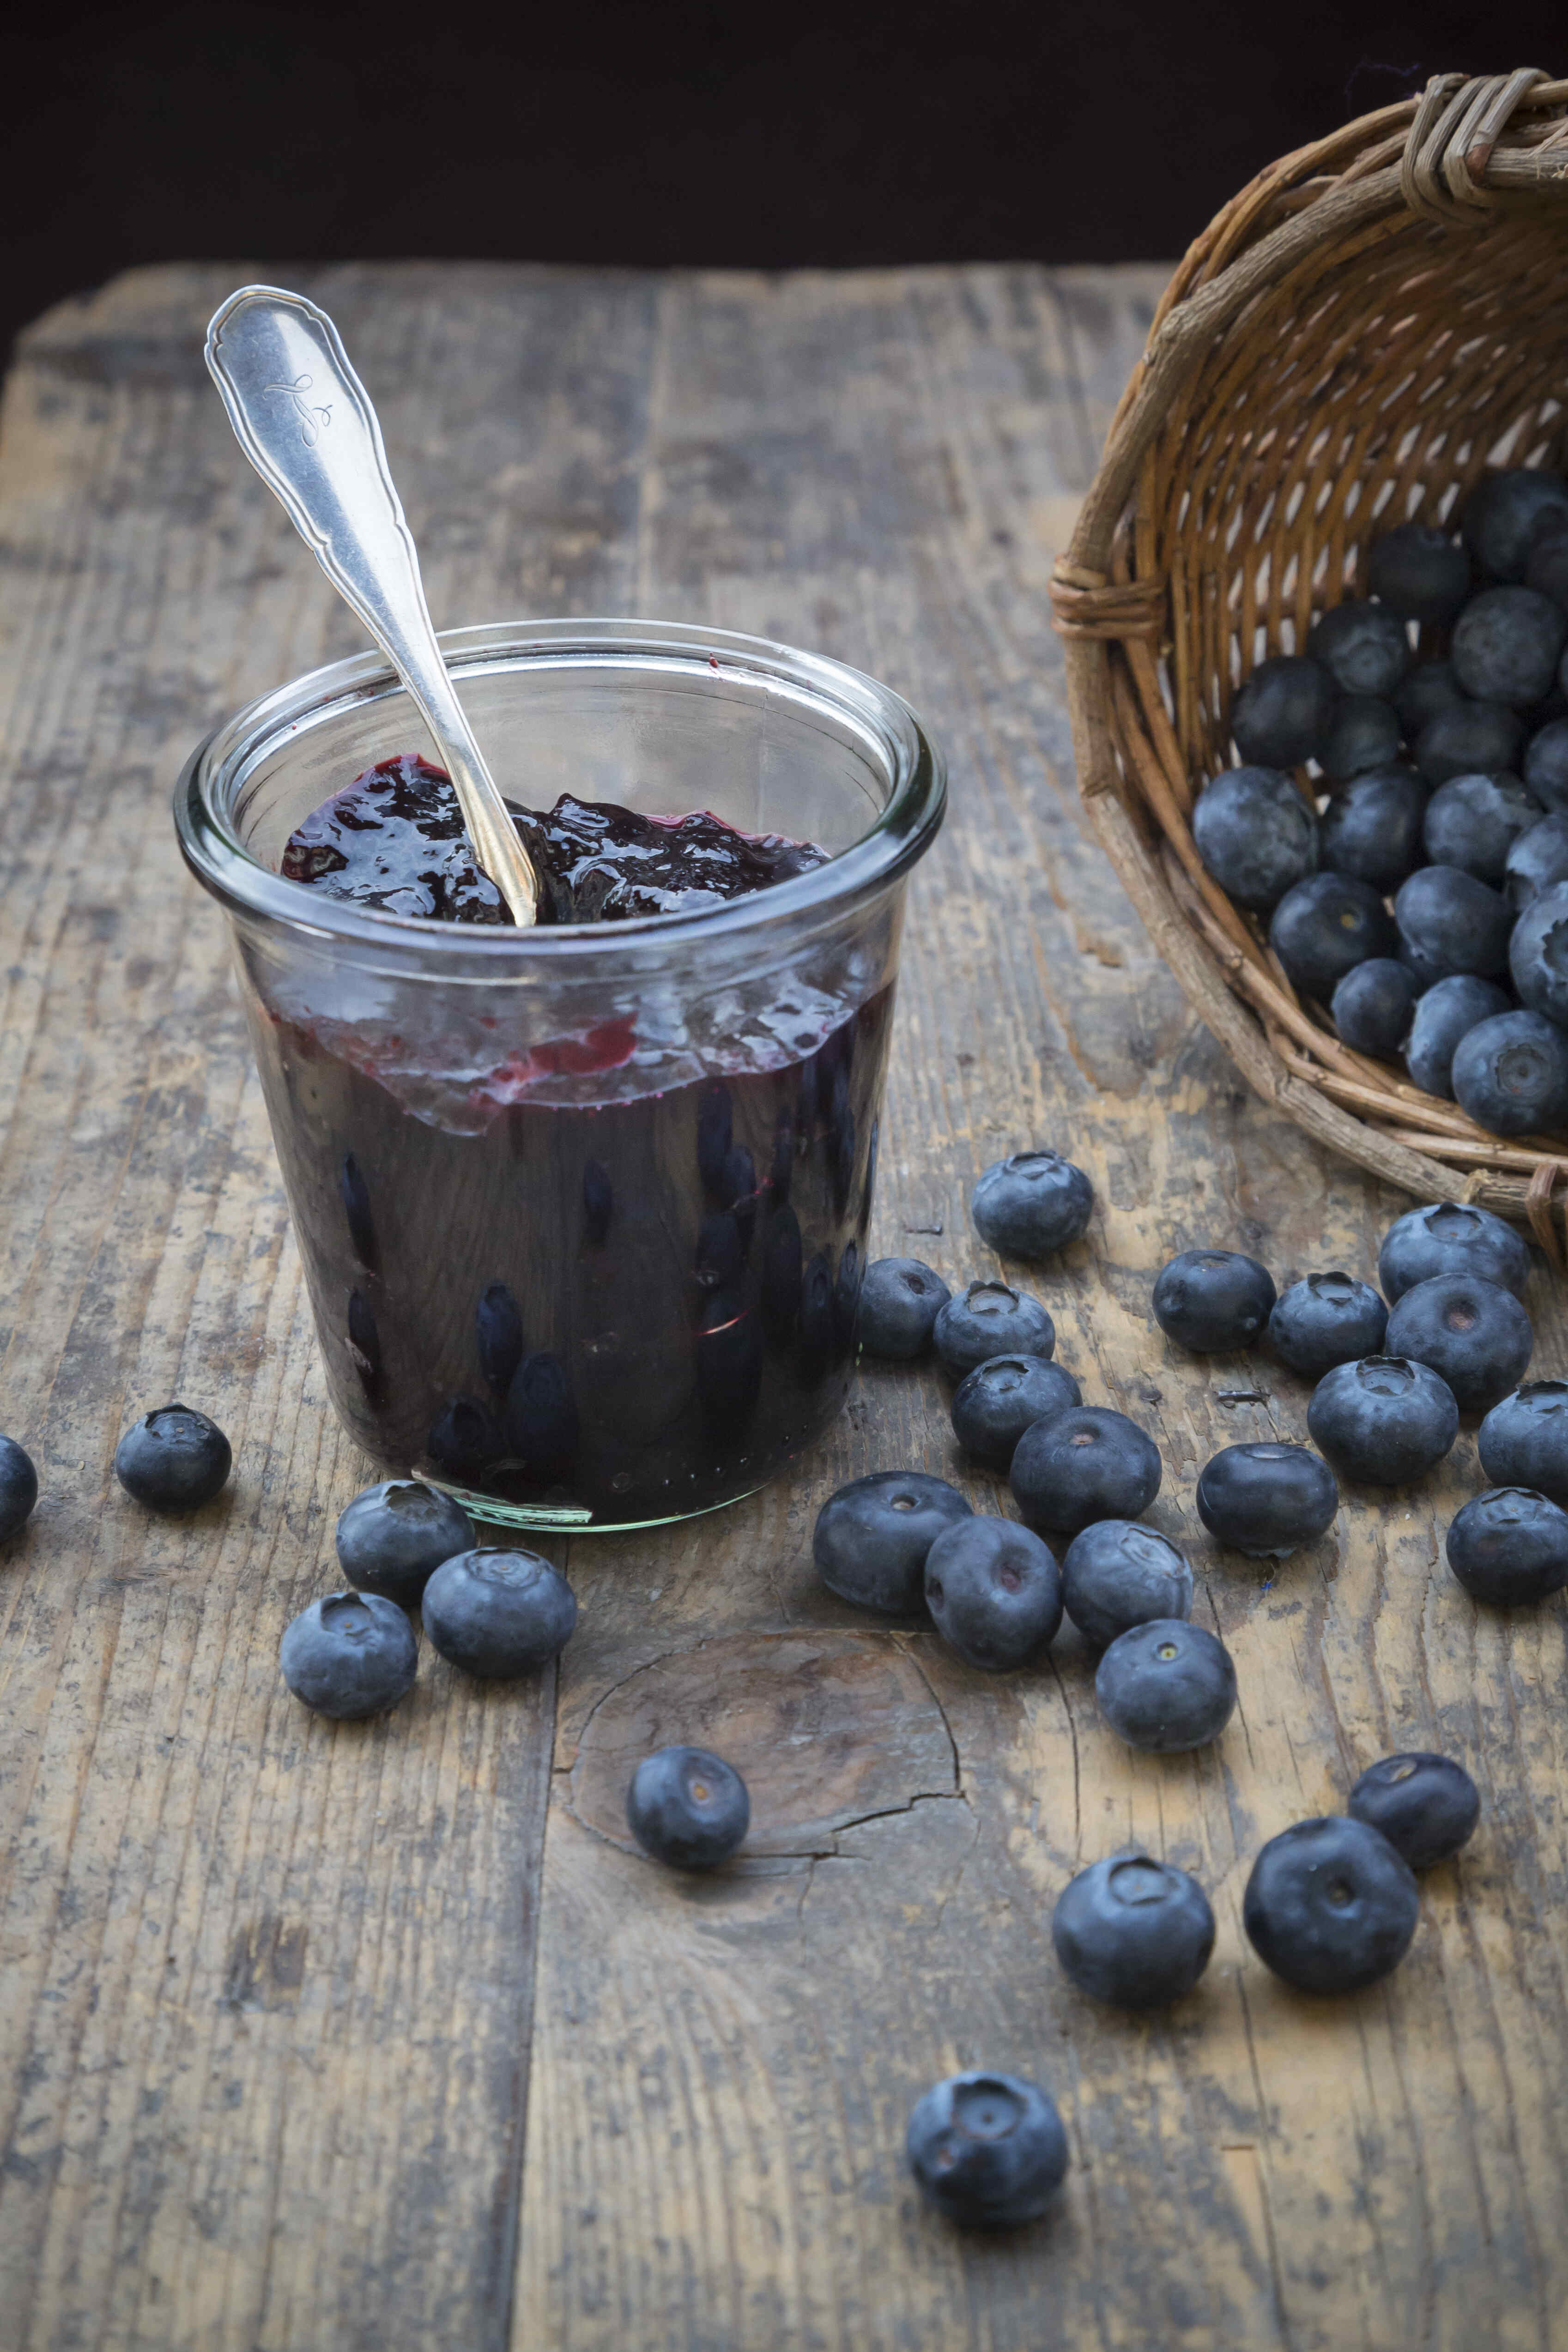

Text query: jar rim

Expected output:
[174,617,946,961]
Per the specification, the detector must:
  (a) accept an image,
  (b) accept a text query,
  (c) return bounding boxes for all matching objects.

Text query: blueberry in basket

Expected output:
[1506,811,1568,908]
[627,1745,749,1869]
[971,1150,1094,1259]
[1394,658,1467,741]
[1450,586,1568,709]
[1010,1407,1161,1536]
[1060,1520,1193,1649]
[1151,1249,1275,1353]
[335,1477,477,1610]
[1478,1379,1568,1501]
[1526,514,1568,615]
[923,1515,1063,1670]
[933,1281,1055,1379]
[1270,872,1395,1001]
[812,1471,972,1613]
[421,1548,577,1677]
[1378,1199,1530,1301]
[1318,764,1426,894]
[950,1353,1081,1468]
[279,1590,419,1720]
[1230,653,1334,769]
[1421,771,1542,886]
[1348,1753,1479,1871]
[1384,1273,1532,1414]
[1242,1815,1418,1995]
[1367,521,1472,627]
[1051,1853,1215,2009]
[1192,766,1317,913]
[1330,959,1418,1060]
[1307,1355,1458,1485]
[1307,599,1411,701]
[1415,701,1526,788]
[1404,975,1513,1099]
[1509,877,1568,1026]
[0,1435,38,1544]
[1195,1442,1338,1559]
[858,1257,951,1360]
[1451,1010,1568,1139]
[1392,865,1511,987]
[1268,1272,1388,1377]
[1525,716,1568,809]
[1095,1618,1237,1753]
[114,1404,232,1512]
[1320,696,1402,784]
[906,2071,1069,2230]
[1445,1486,1568,1604]
[1462,468,1568,585]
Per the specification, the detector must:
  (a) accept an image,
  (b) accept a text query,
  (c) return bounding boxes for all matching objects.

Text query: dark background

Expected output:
[10,0,1567,355]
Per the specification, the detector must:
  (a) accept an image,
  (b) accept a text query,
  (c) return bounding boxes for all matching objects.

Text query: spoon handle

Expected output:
[204,284,539,925]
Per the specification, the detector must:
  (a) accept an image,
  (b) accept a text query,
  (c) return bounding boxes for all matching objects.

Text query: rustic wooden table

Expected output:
[1,261,1565,2352]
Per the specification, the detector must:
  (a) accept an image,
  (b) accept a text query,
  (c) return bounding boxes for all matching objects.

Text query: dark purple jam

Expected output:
[261,754,886,1522]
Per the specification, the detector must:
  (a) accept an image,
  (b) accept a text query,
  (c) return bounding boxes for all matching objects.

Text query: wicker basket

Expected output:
[1053,70,1568,1261]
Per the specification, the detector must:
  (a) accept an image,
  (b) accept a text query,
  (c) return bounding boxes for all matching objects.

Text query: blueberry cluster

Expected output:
[1194,472,1568,1138]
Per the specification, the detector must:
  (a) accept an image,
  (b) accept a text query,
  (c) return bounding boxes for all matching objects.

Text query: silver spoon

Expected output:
[204,284,540,926]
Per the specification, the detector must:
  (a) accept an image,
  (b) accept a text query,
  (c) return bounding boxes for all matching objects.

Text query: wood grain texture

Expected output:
[0,260,1565,2352]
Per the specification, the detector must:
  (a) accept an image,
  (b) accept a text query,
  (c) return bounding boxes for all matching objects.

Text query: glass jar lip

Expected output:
[175,616,946,961]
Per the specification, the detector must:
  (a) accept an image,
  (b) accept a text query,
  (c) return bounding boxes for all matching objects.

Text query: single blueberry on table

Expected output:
[1152,1249,1276,1353]
[933,1281,1055,1380]
[924,1515,1062,1671]
[1422,771,1542,885]
[1367,521,1472,627]
[1478,1379,1568,1501]
[1392,865,1511,987]
[114,1404,232,1512]
[1011,1407,1162,1536]
[1461,467,1568,583]
[971,1151,1095,1259]
[1378,1199,1531,1302]
[812,1471,973,1614]
[1383,1273,1533,1412]
[335,1478,477,1610]
[1525,716,1568,809]
[1331,959,1418,1060]
[1268,1272,1388,1377]
[1405,975,1514,1099]
[1509,877,1568,1027]
[1096,1618,1237,1752]
[1394,658,1467,741]
[1052,1853,1216,2008]
[1307,1355,1459,1485]
[1506,811,1568,909]
[0,1435,38,1544]
[857,1257,951,1359]
[1450,586,1568,708]
[1446,1486,1568,1604]
[1415,701,1525,787]
[279,1590,419,1720]
[950,1353,1081,1468]
[420,1548,577,1677]
[1242,1815,1419,1994]
[1349,1753,1480,1870]
[1452,1010,1568,1139]
[1196,1443,1338,1560]
[1270,872,1395,1001]
[1320,695,1402,783]
[906,2071,1070,2230]
[1193,766,1318,913]
[1307,599,1411,700]
[626,1745,750,1870]
[1230,653,1334,769]
[1060,1520,1193,1650]
[1318,764,1426,895]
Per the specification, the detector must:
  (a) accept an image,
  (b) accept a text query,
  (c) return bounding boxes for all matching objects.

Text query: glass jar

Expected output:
[176,619,945,1530]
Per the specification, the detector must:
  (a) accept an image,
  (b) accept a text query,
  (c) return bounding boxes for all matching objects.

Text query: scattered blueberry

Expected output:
[1450,586,1568,708]
[1196,1443,1338,1559]
[858,1257,951,1360]
[1378,1200,1530,1301]
[923,1515,1063,1670]
[420,1548,577,1677]
[1451,1010,1568,1138]
[1152,1249,1276,1353]
[1383,1274,1532,1412]
[1392,865,1511,986]
[1405,974,1514,1098]
[1422,771,1542,885]
[1509,876,1568,1026]
[0,1435,38,1543]
[1318,764,1426,894]
[334,1478,478,1609]
[1367,522,1472,626]
[933,1281,1055,1380]
[1446,1486,1568,1604]
[950,1353,1081,1468]
[1307,1355,1459,1484]
[971,1151,1095,1259]
[1052,1852,1215,2008]
[1242,1815,1419,1993]
[906,2070,1069,2230]
[1331,959,1418,1060]
[1525,715,1568,808]
[1320,695,1401,783]
[626,1745,750,1869]
[812,1471,972,1613]
[279,1589,419,1720]
[1010,1407,1162,1536]
[1095,1618,1237,1752]
[1230,653,1334,769]
[1506,810,1568,908]
[1415,701,1525,787]
[1348,1753,1479,1870]
[1060,1520,1193,1649]
[1461,468,1568,584]
[1270,872,1395,1001]
[1394,658,1466,740]
[1308,600,1411,700]
[114,1403,232,1512]
[1478,1379,1568,1501]
[1268,1273,1387,1376]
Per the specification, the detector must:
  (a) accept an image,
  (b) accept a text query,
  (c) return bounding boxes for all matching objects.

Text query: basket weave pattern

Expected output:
[1054,71,1568,1261]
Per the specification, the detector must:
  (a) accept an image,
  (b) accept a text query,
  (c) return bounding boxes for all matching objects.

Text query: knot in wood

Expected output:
[1048,560,1167,644]
[1400,68,1551,222]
